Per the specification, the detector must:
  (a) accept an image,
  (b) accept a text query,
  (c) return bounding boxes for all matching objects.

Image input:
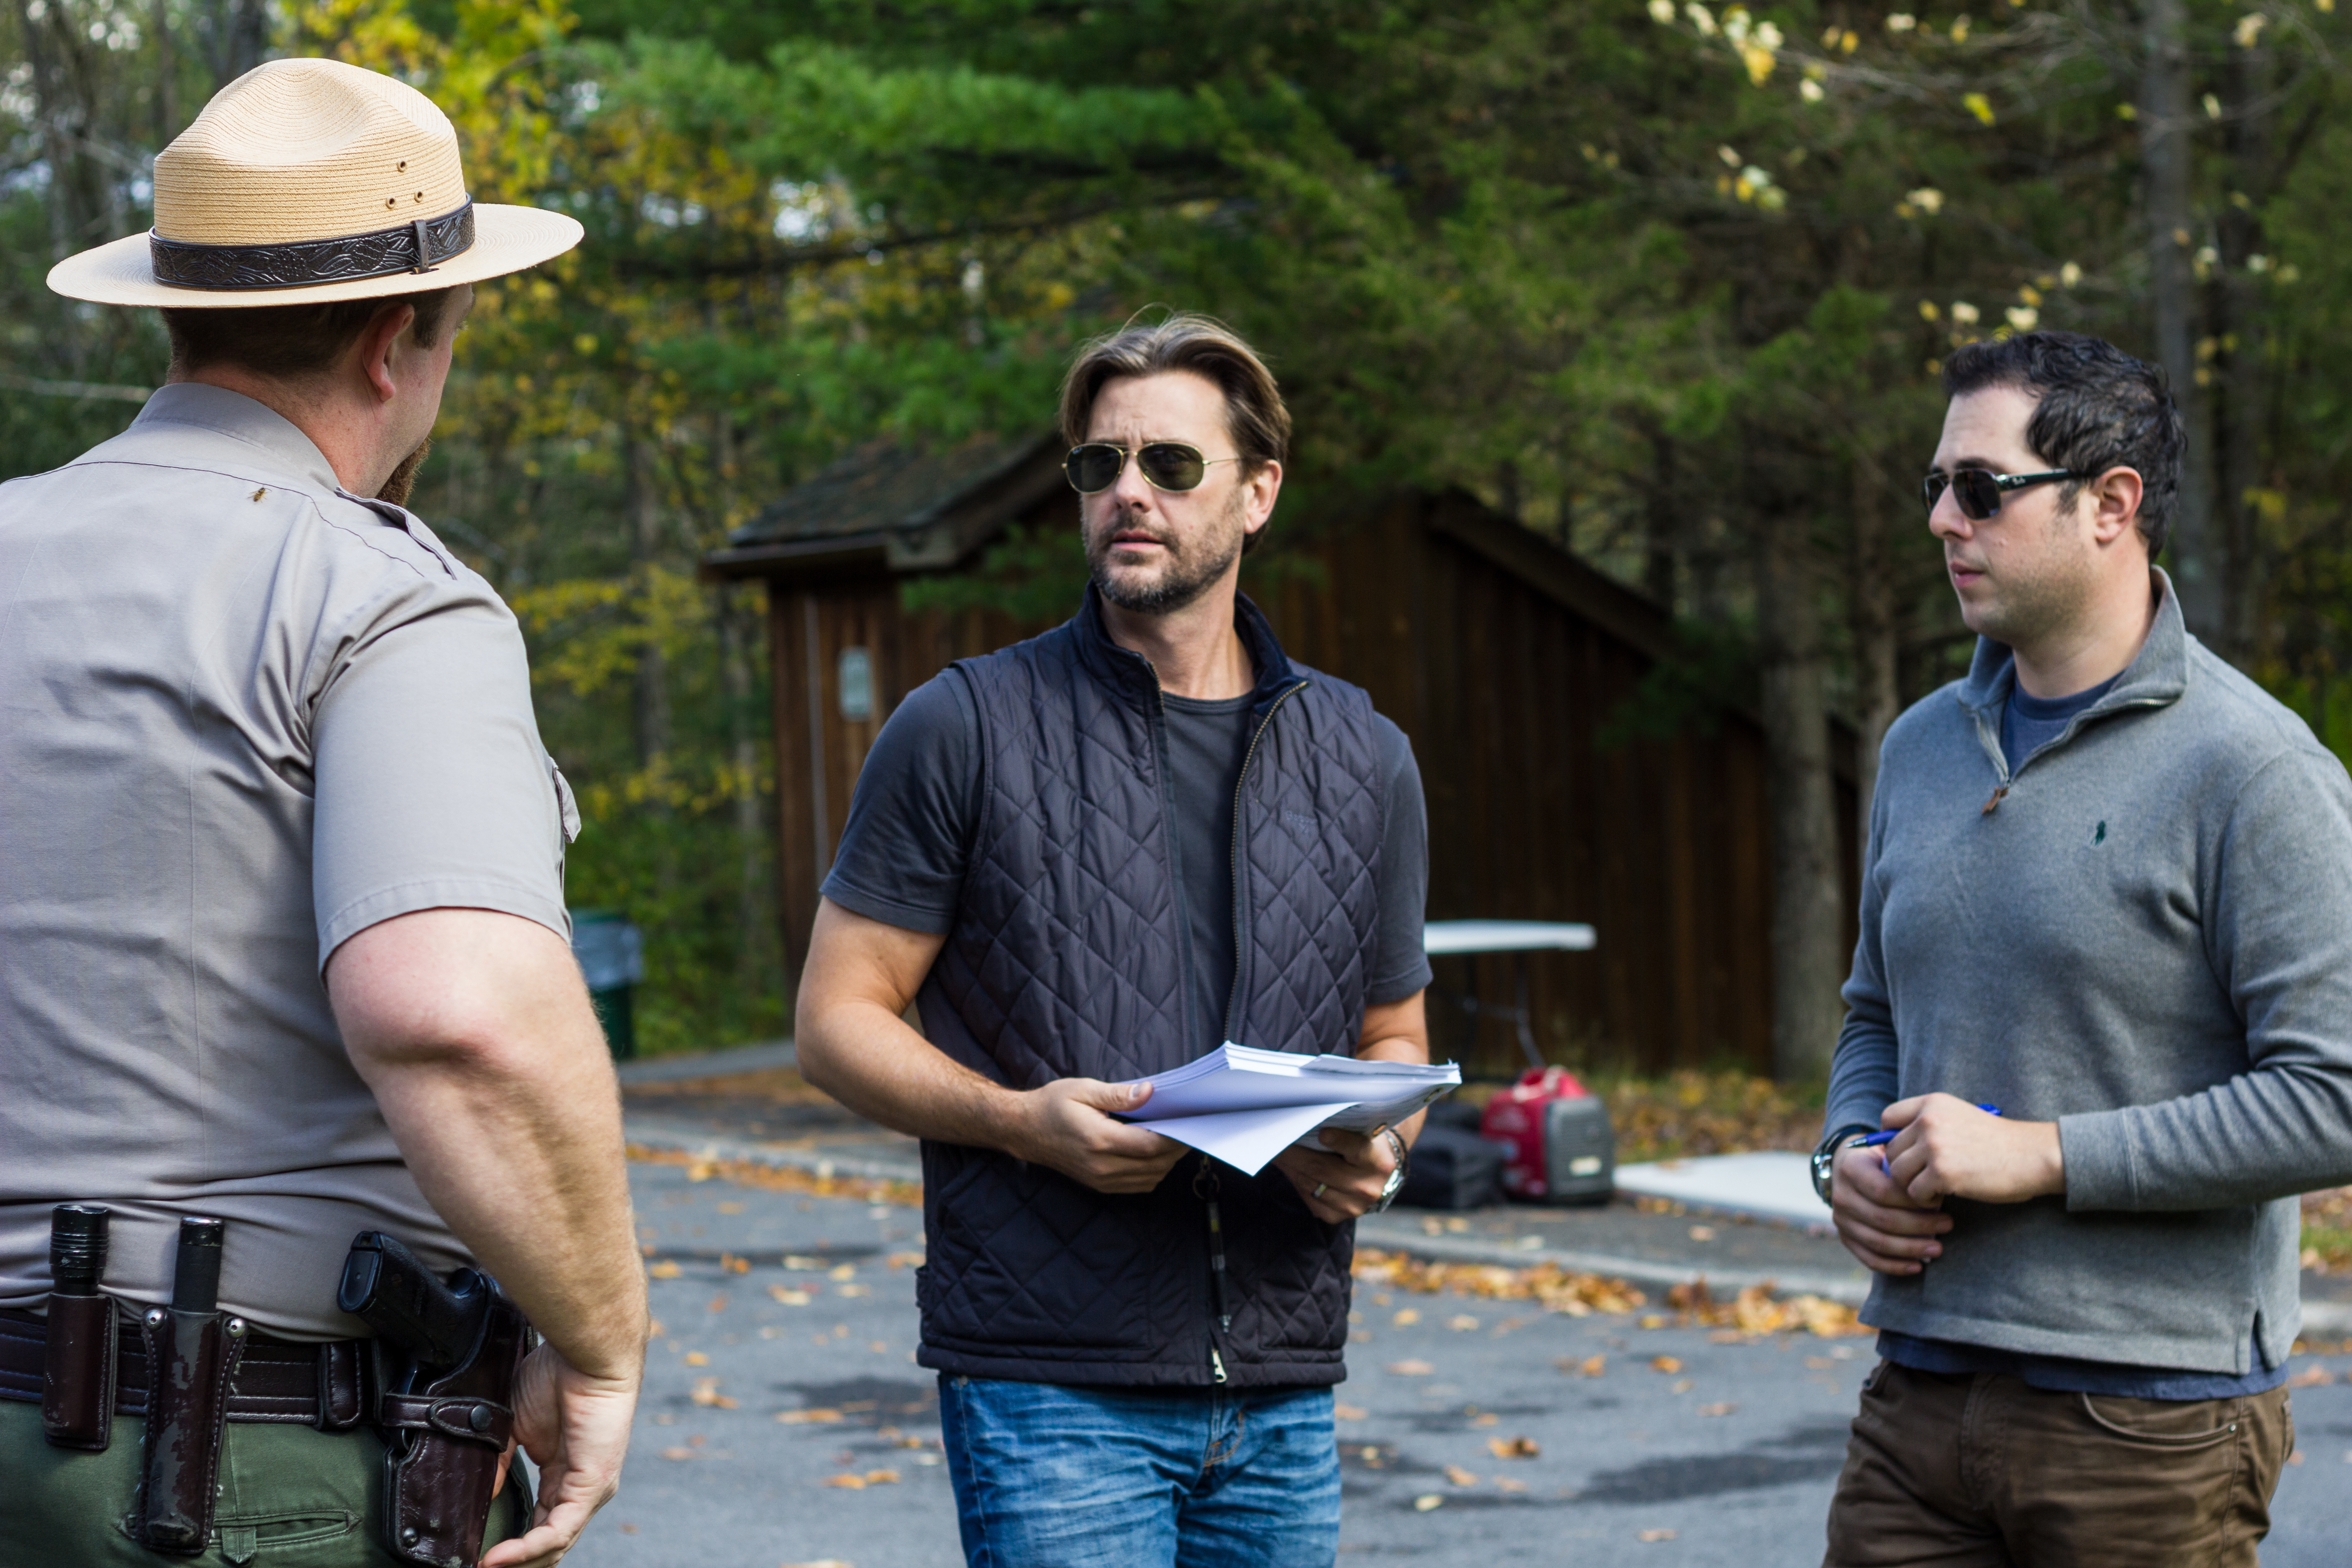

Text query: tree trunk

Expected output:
[1756,519,1846,1081]
[2140,0,2220,641]
[2213,37,2273,667]
[710,411,771,990]
[1644,431,1679,608]
[627,434,672,771]
[1848,461,1901,873]
[196,0,269,90]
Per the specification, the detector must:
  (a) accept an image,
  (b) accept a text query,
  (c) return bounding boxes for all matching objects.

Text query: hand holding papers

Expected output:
[1113,1044,1462,1176]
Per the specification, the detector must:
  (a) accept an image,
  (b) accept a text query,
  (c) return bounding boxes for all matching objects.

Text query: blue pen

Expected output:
[1856,1105,2002,1147]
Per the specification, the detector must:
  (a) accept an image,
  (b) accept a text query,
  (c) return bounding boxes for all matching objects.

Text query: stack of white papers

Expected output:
[1114,1044,1462,1176]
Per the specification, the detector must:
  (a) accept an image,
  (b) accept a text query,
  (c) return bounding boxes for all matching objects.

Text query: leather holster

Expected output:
[134,1307,247,1553]
[375,1290,529,1568]
[39,1293,117,1451]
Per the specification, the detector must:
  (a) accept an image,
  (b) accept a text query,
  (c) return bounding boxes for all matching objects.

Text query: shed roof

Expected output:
[702,430,1066,581]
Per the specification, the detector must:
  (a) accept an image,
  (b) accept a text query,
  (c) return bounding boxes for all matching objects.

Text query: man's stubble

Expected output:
[1086,485,1248,616]
[1960,502,2098,651]
[376,437,431,509]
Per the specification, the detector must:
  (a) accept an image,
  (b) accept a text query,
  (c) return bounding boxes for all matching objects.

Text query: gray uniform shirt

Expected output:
[0,385,576,1339]
[1827,570,2352,1376]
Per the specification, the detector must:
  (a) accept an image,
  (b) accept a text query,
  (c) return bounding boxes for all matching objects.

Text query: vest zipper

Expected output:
[1197,1156,1232,1384]
[1223,679,1310,1042]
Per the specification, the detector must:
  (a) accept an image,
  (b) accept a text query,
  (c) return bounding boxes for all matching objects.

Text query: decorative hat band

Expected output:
[147,199,476,292]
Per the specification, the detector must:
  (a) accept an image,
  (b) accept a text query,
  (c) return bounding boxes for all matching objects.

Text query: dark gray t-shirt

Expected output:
[2000,674,2120,771]
[824,667,1432,1056]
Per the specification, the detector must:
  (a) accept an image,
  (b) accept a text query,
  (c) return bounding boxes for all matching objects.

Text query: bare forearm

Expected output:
[1356,991,1431,1147]
[368,1034,646,1379]
[330,910,646,1382]
[798,998,1039,1155]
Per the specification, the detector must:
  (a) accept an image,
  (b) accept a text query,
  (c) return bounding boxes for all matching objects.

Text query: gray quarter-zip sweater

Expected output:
[1827,569,2352,1375]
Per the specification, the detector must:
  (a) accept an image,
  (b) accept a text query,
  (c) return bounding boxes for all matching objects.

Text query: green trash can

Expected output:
[569,908,645,1060]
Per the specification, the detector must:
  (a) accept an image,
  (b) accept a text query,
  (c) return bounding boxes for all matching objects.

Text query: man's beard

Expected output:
[376,437,432,509]
[1085,491,1246,616]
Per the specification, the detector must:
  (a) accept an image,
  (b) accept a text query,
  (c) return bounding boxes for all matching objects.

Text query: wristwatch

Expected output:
[1371,1128,1410,1213]
[1811,1125,1877,1206]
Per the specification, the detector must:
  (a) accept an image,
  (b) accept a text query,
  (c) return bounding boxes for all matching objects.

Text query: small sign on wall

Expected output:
[838,646,874,721]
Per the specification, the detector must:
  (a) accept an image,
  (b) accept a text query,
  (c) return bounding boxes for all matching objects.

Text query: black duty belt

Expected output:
[0,1306,367,1427]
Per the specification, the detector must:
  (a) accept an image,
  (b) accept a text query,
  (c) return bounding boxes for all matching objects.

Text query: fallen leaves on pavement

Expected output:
[1386,1359,1435,1376]
[1592,1070,1822,1163]
[1650,1356,1683,1374]
[1413,1494,1443,1511]
[683,1351,710,1367]
[1448,1315,1479,1332]
[2288,1366,2336,1388]
[778,1407,844,1424]
[1356,1250,1644,1317]
[1560,1354,1606,1377]
[1487,1436,1540,1459]
[626,1143,921,1207]
[690,1378,737,1409]
[771,1286,813,1306]
[1699,1402,1739,1417]
[823,1470,901,1489]
[1444,1465,1479,1486]
[1392,1308,1421,1326]
[1335,1404,1368,1420]
[1638,1528,1678,1543]
[1667,1279,1867,1338]
[647,1260,682,1279]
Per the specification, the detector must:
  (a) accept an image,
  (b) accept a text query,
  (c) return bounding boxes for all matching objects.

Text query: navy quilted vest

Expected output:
[911,588,1387,1387]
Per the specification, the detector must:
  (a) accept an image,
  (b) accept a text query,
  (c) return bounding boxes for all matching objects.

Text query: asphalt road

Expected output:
[570,1158,2352,1568]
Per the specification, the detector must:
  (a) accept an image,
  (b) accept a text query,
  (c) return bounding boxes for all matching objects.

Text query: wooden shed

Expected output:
[705,436,1855,1078]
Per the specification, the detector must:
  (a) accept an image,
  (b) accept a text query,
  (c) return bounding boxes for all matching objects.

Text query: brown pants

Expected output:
[1823,1361,2293,1568]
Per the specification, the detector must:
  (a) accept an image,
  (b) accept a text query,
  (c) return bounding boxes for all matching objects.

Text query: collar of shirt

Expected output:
[127,382,345,495]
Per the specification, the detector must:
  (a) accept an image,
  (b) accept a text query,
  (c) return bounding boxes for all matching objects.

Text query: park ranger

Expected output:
[0,59,645,1566]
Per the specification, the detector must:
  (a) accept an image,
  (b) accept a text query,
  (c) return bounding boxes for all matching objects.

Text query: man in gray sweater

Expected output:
[1816,331,2352,1566]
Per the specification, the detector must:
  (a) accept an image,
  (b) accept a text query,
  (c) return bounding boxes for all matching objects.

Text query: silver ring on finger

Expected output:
[1313,1182,1328,1200]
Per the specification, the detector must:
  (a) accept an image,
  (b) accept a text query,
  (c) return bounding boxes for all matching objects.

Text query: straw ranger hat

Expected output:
[49,56,581,308]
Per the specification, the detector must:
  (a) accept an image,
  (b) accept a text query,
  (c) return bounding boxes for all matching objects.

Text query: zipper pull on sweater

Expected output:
[1983,785,2009,815]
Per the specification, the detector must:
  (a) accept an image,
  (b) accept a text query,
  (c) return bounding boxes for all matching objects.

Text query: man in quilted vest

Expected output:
[798,313,1434,1567]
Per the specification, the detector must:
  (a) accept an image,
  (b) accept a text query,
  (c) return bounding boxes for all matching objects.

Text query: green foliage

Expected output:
[900,522,1090,624]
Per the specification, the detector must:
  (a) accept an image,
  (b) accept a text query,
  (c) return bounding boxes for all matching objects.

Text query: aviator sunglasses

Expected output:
[1921,466,2088,521]
[1064,441,1242,495]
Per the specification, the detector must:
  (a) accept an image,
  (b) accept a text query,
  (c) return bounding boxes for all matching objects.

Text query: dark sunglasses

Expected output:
[1064,441,1241,495]
[1922,467,2086,521]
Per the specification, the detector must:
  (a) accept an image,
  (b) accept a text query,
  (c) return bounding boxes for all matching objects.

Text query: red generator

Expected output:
[1479,1067,1615,1204]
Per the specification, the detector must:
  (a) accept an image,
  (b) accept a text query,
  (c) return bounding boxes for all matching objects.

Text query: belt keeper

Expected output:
[410,217,432,274]
[316,1338,366,1432]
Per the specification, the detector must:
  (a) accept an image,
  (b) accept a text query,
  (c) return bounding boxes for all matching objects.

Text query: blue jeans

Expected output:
[937,1374,1342,1568]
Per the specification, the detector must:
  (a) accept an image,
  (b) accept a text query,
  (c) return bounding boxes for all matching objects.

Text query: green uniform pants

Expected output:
[0,1397,528,1567]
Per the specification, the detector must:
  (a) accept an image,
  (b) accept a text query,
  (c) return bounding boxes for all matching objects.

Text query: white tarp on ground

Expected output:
[1611,1150,1832,1232]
